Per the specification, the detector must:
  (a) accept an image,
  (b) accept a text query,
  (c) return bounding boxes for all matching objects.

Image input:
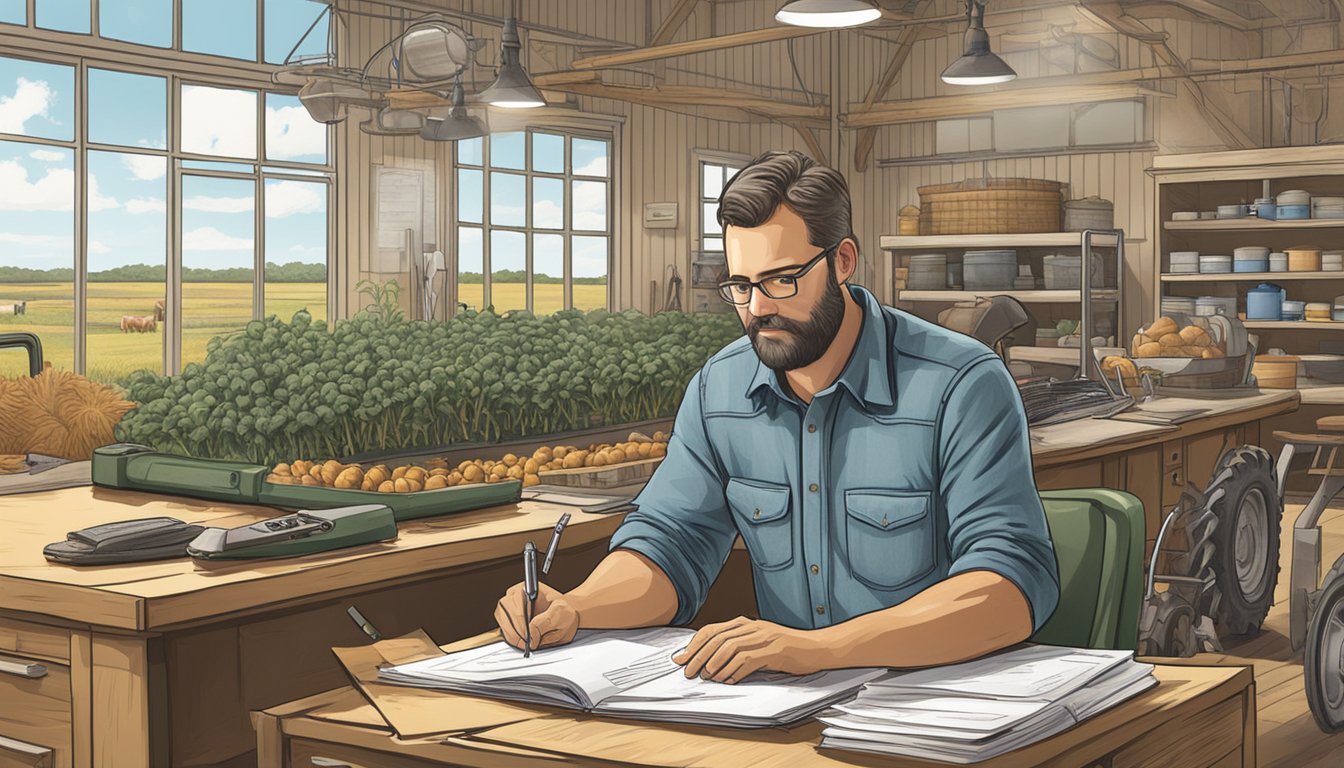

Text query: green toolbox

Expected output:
[186,504,399,560]
[91,443,522,521]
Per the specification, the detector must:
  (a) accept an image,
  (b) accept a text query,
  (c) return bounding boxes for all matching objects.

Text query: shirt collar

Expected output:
[744,284,897,410]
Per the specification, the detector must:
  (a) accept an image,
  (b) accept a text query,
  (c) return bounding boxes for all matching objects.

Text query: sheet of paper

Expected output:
[865,645,1134,700]
[597,666,884,723]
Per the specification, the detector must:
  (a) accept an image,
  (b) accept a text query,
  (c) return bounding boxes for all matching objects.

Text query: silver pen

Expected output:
[541,512,571,575]
[523,541,538,658]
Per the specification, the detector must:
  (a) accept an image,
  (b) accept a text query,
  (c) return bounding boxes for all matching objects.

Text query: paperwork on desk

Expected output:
[378,626,884,728]
[818,644,1158,764]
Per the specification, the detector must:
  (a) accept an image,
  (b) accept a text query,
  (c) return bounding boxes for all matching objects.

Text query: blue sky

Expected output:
[0,53,328,274]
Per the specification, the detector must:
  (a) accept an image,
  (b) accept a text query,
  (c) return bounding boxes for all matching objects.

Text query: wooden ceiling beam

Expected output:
[1188,46,1344,75]
[844,84,1161,128]
[852,0,935,172]
[649,0,700,47]
[570,26,824,70]
[545,81,829,127]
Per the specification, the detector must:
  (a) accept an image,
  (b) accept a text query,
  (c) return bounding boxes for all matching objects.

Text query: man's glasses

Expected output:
[717,242,840,305]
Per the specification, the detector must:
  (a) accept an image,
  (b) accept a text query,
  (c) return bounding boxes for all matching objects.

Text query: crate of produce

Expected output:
[535,431,670,489]
[917,178,1065,235]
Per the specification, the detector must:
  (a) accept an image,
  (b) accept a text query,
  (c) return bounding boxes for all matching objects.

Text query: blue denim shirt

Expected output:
[610,285,1059,632]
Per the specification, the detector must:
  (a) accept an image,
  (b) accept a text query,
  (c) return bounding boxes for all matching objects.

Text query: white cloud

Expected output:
[86,175,118,212]
[122,154,166,181]
[287,244,325,257]
[572,237,608,278]
[88,240,111,254]
[265,103,326,160]
[183,226,253,251]
[29,149,64,162]
[264,180,323,218]
[572,180,607,231]
[0,78,54,134]
[575,157,607,176]
[183,195,252,213]
[0,231,69,247]
[0,161,73,211]
[125,197,166,214]
[180,85,256,158]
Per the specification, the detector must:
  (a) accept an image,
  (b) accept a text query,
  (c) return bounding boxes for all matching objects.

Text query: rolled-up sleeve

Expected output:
[608,370,736,625]
[938,357,1060,632]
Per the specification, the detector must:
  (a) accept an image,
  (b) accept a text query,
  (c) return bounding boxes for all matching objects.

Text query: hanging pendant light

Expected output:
[941,0,1016,86]
[775,0,881,28]
[422,76,487,141]
[478,16,545,108]
[360,106,427,136]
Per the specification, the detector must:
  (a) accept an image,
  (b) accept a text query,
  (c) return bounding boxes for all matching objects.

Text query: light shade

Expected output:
[360,106,426,136]
[775,0,881,28]
[399,22,471,82]
[298,79,381,124]
[478,17,545,108]
[941,1,1017,85]
[421,78,487,141]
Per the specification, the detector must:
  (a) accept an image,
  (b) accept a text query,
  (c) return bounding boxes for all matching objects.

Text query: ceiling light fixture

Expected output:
[775,0,882,29]
[478,16,545,108]
[360,106,427,136]
[298,79,379,124]
[422,75,488,141]
[941,0,1016,86]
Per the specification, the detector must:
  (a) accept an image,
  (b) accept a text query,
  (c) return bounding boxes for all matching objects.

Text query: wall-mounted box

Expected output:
[644,202,678,229]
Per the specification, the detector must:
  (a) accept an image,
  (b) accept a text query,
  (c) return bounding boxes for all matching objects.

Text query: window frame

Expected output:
[692,149,749,257]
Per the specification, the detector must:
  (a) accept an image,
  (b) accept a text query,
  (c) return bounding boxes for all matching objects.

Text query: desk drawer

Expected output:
[291,738,444,768]
[0,619,68,665]
[0,660,72,768]
[1111,694,1243,768]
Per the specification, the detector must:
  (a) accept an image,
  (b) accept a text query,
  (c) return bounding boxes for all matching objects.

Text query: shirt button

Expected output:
[753,508,761,519]
[809,483,818,493]
[816,605,826,615]
[807,423,817,433]
[810,564,820,575]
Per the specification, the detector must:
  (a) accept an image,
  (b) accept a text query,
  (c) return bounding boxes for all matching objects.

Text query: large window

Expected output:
[453,130,612,314]
[0,47,330,383]
[698,158,743,254]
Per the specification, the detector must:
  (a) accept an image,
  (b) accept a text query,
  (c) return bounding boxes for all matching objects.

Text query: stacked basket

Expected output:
[917,178,1065,235]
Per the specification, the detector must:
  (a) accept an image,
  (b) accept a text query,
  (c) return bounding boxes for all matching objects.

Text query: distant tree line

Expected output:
[0,262,328,283]
[459,270,606,285]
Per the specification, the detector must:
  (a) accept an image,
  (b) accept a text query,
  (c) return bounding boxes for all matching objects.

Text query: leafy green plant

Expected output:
[355,278,405,323]
[115,307,742,465]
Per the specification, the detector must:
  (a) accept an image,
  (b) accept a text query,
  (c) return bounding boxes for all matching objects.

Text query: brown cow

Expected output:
[121,315,157,333]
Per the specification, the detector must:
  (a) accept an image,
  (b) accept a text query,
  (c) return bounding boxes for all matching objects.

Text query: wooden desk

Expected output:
[0,488,644,767]
[254,658,1256,768]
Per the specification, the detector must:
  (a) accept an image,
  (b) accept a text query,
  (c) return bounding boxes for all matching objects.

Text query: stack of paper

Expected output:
[818,645,1157,764]
[378,626,884,728]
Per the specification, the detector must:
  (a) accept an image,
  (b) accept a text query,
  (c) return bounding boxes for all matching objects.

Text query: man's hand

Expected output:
[494,582,581,651]
[671,616,822,684]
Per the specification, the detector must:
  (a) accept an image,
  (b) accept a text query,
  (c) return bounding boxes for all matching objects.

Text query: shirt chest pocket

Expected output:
[844,489,936,590]
[724,478,794,571]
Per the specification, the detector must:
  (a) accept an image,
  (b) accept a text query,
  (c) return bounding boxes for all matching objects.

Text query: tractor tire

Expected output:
[1139,591,1199,658]
[1205,446,1282,638]
[1305,559,1344,732]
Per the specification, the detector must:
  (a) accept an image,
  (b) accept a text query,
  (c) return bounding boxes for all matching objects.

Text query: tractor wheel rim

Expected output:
[1234,488,1270,602]
[1323,596,1344,712]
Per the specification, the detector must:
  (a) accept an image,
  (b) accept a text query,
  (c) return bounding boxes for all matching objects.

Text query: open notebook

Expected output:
[378,626,884,728]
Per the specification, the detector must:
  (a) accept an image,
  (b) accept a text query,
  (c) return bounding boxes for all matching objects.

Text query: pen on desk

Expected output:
[523,541,538,658]
[541,512,571,575]
[346,605,382,642]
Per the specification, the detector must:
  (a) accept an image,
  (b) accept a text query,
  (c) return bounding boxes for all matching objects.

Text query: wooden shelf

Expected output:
[1242,321,1344,330]
[1162,271,1344,282]
[1300,384,1344,405]
[1163,219,1344,231]
[897,289,1120,303]
[880,232,1121,249]
[1007,346,1082,365]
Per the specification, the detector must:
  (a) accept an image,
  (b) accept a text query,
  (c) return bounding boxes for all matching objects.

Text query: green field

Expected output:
[0,281,607,385]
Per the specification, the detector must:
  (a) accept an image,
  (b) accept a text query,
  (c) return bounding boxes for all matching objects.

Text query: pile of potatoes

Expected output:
[263,431,672,494]
[1130,316,1226,359]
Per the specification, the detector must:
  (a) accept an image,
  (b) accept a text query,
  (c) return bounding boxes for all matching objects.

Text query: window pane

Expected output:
[89,69,167,149]
[702,202,720,235]
[457,169,481,224]
[704,237,723,251]
[183,0,256,60]
[181,175,254,367]
[533,233,563,314]
[181,84,257,158]
[490,131,525,170]
[36,0,89,33]
[457,226,482,312]
[458,136,482,166]
[490,229,525,313]
[0,0,25,25]
[0,140,73,375]
[571,235,607,311]
[702,163,723,200]
[1075,100,1143,146]
[490,171,525,227]
[0,56,75,141]
[532,132,563,174]
[265,0,329,65]
[87,150,166,383]
[572,138,608,176]
[993,105,1070,152]
[533,177,563,230]
[100,0,171,47]
[265,179,326,324]
[572,180,606,231]
[266,93,326,163]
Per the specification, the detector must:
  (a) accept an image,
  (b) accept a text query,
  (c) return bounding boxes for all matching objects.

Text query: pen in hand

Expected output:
[522,541,538,658]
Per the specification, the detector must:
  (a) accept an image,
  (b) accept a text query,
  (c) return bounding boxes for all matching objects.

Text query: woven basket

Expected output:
[898,205,921,235]
[918,178,1065,235]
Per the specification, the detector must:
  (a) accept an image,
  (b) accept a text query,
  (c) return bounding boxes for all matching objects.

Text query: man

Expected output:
[496,150,1059,684]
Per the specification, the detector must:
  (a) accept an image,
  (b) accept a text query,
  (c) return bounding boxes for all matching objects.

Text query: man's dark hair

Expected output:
[716,150,858,253]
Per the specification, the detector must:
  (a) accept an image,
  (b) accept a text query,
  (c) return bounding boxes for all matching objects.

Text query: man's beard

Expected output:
[745,264,847,372]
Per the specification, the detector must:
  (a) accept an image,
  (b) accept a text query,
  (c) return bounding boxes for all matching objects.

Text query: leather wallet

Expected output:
[43,517,205,565]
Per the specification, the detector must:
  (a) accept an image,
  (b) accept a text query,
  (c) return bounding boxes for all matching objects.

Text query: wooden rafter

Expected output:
[1187,46,1344,75]
[650,0,700,47]
[570,26,824,70]
[1144,0,1260,31]
[1081,2,1255,149]
[844,84,1162,128]
[540,81,829,127]
[784,120,828,165]
[852,0,935,172]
